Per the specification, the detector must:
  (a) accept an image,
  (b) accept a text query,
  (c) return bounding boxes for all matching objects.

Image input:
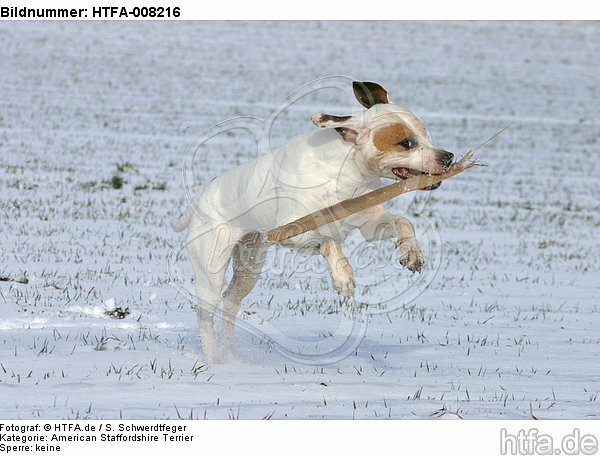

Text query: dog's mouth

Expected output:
[391,167,441,191]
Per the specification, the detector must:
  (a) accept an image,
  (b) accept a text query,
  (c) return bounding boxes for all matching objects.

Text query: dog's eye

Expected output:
[398,139,416,149]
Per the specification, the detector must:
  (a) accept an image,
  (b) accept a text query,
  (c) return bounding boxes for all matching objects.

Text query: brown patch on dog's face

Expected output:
[366,122,446,190]
[372,124,415,152]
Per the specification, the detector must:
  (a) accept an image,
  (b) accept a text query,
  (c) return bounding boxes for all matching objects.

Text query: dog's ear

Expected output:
[310,113,352,128]
[352,81,390,109]
[334,126,361,144]
[310,113,368,145]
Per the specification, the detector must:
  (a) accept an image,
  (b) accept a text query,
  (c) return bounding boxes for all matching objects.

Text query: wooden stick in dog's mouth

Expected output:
[265,150,480,244]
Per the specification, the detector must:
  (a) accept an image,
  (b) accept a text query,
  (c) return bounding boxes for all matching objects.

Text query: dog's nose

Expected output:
[438,150,454,168]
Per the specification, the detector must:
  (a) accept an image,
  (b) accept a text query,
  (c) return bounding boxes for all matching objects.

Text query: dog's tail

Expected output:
[173,208,192,232]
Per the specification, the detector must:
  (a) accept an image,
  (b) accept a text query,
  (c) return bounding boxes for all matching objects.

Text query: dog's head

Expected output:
[311,81,454,190]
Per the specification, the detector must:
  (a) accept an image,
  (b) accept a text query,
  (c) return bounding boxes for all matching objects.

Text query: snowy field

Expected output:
[0,21,599,419]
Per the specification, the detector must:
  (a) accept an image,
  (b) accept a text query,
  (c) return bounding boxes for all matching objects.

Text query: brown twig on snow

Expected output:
[529,401,539,420]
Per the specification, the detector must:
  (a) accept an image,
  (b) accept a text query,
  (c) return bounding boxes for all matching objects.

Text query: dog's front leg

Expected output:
[319,238,355,297]
[359,209,424,273]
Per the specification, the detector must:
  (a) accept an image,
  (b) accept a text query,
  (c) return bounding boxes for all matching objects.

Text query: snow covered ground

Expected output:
[0,21,598,419]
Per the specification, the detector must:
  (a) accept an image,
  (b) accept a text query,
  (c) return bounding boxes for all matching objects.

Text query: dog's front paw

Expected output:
[333,275,356,297]
[397,237,425,273]
[330,260,356,297]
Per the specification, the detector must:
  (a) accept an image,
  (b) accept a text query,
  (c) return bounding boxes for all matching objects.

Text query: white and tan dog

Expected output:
[175,81,454,363]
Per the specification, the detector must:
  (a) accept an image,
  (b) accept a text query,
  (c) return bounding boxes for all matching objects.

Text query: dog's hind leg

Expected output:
[188,223,238,364]
[221,231,266,354]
